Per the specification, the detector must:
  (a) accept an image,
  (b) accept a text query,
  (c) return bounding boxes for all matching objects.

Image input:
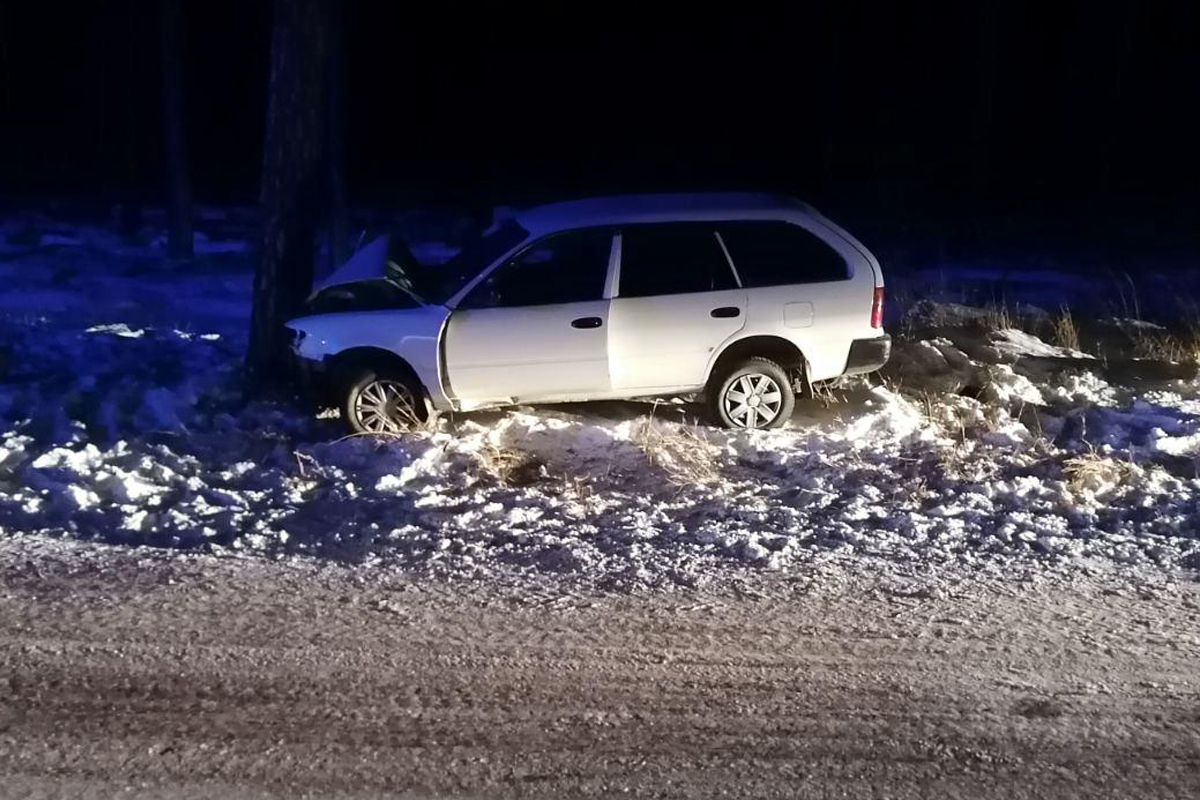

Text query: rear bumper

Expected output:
[843,334,892,376]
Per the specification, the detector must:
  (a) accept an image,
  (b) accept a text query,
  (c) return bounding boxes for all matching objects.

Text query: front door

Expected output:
[444,229,616,406]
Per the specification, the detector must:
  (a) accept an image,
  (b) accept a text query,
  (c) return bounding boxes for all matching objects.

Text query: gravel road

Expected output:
[1,540,1198,799]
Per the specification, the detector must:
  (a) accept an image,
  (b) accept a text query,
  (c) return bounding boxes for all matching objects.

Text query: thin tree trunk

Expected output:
[247,0,330,382]
[159,0,192,260]
[326,0,348,271]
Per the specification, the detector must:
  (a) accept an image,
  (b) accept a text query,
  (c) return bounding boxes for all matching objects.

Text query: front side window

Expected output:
[459,229,613,309]
[422,219,530,303]
[718,221,849,287]
[618,223,739,298]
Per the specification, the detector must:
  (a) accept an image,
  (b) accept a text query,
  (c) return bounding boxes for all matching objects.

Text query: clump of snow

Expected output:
[980,365,1045,405]
[1046,371,1119,407]
[839,386,928,442]
[989,328,1093,360]
[86,323,145,338]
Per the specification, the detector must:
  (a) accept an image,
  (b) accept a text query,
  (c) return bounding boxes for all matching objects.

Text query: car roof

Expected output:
[513,192,820,236]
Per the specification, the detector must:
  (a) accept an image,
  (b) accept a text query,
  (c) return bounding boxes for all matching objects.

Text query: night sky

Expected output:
[2,1,1198,262]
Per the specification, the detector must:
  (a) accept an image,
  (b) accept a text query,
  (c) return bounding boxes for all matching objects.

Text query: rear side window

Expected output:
[719,221,849,286]
[459,229,613,308]
[619,224,738,298]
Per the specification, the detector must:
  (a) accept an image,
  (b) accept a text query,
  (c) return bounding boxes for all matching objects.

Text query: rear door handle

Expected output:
[571,316,603,329]
[710,306,741,318]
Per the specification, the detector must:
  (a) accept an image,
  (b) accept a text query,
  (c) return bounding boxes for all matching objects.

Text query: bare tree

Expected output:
[159,0,192,260]
[247,0,331,381]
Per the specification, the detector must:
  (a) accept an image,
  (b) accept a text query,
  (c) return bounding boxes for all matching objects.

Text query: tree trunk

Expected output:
[325,0,348,272]
[159,0,192,260]
[247,0,330,382]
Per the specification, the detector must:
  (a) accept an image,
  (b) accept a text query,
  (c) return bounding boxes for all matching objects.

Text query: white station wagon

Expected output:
[286,193,889,431]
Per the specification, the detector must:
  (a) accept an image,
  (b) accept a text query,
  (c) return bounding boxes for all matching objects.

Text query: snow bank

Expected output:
[1,217,1199,591]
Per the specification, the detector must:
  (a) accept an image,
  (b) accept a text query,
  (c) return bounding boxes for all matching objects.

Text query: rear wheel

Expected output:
[342,368,426,434]
[709,357,795,430]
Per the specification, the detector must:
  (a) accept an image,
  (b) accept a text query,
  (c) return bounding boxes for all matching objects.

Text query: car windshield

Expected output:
[416,219,529,304]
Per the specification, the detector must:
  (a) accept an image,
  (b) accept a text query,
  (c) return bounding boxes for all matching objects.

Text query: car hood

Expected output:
[313,234,429,300]
[313,235,391,292]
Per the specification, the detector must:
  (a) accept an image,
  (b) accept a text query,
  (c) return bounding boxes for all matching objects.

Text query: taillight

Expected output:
[870,286,884,329]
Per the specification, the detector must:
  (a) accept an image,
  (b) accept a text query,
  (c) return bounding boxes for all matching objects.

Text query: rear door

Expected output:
[443,229,616,405]
[717,221,860,380]
[607,223,746,391]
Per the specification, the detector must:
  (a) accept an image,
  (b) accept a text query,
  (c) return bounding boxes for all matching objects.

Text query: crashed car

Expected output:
[286,193,889,432]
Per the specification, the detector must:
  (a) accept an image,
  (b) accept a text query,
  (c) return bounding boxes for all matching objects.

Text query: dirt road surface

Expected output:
[1,541,1198,799]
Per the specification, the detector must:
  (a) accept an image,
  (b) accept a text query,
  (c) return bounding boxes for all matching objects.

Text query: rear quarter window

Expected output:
[719,221,849,287]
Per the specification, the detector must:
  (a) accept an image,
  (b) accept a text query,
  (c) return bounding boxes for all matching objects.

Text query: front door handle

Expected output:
[710,306,741,318]
[571,316,603,329]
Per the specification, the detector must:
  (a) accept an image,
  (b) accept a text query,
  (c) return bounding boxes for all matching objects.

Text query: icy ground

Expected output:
[1,209,1198,593]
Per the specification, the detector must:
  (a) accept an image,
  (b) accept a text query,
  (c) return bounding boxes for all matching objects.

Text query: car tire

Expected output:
[709,357,795,430]
[341,367,427,434]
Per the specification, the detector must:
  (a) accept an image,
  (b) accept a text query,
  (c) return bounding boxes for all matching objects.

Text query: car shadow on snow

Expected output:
[471,383,887,433]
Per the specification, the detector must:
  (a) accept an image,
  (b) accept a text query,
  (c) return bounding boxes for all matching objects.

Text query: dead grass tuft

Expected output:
[809,379,847,408]
[1063,448,1133,495]
[1132,330,1200,364]
[633,411,721,487]
[476,441,545,486]
[982,301,1014,332]
[1050,306,1080,351]
[388,393,427,430]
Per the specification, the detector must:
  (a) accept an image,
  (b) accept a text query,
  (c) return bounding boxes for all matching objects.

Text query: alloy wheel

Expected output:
[352,379,418,433]
[722,373,784,429]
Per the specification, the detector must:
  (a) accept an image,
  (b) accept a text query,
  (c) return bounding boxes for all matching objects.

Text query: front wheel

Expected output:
[709,357,795,430]
[342,368,427,434]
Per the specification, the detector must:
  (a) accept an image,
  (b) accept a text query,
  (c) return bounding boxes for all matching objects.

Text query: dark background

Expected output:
[2,1,1198,266]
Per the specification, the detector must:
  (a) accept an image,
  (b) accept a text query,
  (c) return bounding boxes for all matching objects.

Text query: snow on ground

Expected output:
[1,210,1198,592]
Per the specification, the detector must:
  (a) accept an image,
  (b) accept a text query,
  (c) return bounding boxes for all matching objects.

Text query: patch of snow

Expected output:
[989,328,1092,360]
[982,366,1044,405]
[1046,372,1118,407]
[86,323,145,338]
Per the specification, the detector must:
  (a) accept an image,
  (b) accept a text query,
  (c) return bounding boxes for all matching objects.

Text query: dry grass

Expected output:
[633,412,721,487]
[1050,306,1080,351]
[905,474,931,506]
[1132,330,1200,364]
[982,301,1014,332]
[388,393,426,430]
[1063,448,1133,496]
[476,441,545,486]
[809,379,845,408]
[566,474,595,500]
[1115,270,1142,322]
[913,389,972,443]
